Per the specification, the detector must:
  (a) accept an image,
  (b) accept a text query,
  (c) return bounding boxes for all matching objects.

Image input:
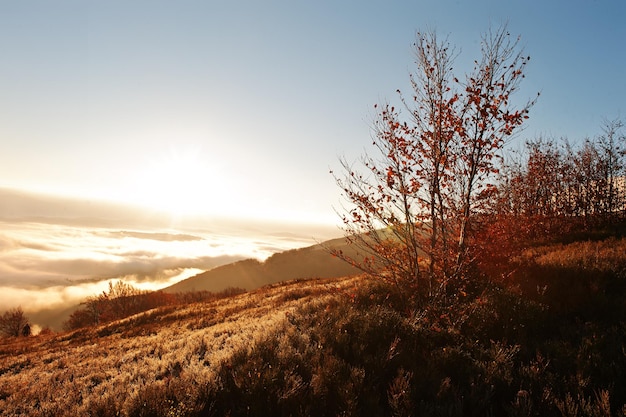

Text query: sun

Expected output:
[129,147,219,217]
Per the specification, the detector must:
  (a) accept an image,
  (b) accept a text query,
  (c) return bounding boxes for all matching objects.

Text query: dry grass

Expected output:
[0,276,361,416]
[2,234,626,416]
[519,237,626,273]
[512,237,626,316]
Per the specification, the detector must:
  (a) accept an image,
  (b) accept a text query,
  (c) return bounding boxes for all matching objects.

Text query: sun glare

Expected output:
[130,148,219,217]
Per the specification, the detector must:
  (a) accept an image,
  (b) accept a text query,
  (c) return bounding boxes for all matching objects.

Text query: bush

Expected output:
[0,307,30,338]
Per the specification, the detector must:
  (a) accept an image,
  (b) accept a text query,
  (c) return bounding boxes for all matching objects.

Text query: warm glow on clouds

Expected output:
[0,268,206,314]
[0,220,301,288]
[1,222,218,285]
[0,189,340,329]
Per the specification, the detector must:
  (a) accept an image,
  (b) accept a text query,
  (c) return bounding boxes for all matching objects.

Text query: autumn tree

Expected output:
[64,280,146,330]
[64,280,180,330]
[0,306,31,338]
[63,307,98,331]
[521,139,566,217]
[102,280,146,320]
[333,25,536,303]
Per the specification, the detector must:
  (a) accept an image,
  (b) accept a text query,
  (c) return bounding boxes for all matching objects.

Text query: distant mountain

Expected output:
[164,236,362,293]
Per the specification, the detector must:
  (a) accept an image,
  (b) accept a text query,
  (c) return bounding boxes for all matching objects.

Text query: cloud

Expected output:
[0,282,105,311]
[96,230,204,242]
[0,215,247,287]
[0,217,297,319]
[0,188,341,329]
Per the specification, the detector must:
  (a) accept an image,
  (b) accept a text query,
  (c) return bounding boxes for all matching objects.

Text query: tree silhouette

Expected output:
[0,306,31,337]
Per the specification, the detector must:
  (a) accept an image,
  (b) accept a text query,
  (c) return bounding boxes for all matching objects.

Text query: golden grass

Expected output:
[519,237,626,272]
[0,276,362,416]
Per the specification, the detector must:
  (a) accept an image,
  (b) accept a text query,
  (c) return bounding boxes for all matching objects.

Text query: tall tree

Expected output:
[333,25,536,303]
[454,27,537,267]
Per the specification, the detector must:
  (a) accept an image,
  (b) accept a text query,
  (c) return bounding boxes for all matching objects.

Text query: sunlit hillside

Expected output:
[2,233,626,416]
[165,236,361,293]
[0,276,362,416]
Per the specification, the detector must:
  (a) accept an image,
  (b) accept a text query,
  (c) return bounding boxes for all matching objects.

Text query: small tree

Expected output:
[0,307,31,337]
[332,25,536,304]
[104,280,145,320]
[63,308,92,331]
[64,280,151,330]
[596,118,626,219]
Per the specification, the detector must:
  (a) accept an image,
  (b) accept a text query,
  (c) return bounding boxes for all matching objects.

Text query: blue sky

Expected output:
[0,0,624,225]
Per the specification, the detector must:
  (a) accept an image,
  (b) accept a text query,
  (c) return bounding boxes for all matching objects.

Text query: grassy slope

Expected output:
[2,235,626,416]
[0,276,362,416]
[164,236,360,293]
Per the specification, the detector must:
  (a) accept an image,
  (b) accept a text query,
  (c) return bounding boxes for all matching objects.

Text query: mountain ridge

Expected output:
[164,236,361,293]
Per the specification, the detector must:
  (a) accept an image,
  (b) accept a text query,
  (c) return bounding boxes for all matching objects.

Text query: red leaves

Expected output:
[386,167,396,187]
[333,25,535,300]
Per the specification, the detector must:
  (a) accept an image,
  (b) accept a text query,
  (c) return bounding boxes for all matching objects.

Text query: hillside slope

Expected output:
[164,236,360,293]
[0,275,362,416]
[3,236,626,416]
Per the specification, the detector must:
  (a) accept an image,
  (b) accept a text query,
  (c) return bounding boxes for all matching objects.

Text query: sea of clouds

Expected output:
[0,188,337,329]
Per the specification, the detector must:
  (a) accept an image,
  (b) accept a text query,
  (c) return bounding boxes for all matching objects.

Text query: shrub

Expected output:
[0,307,30,338]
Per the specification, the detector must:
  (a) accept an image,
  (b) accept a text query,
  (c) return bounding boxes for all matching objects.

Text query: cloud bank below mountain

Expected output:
[0,188,340,328]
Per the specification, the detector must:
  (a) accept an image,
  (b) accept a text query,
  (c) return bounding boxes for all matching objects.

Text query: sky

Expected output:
[0,0,623,225]
[0,1,625,327]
